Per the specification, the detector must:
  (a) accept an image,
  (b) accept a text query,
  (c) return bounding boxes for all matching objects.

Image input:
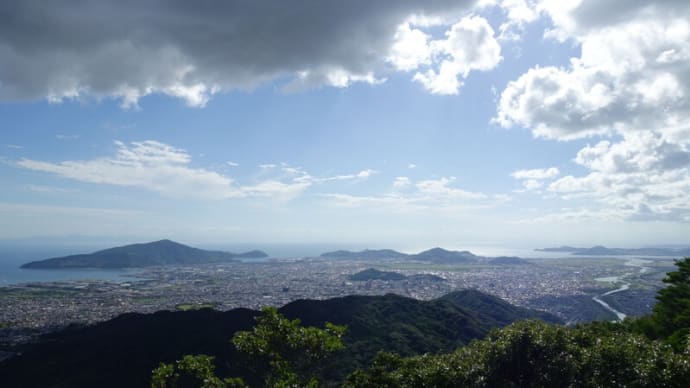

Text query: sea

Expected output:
[0,247,142,286]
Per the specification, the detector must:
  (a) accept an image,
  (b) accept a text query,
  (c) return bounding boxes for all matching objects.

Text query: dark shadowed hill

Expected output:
[20,239,268,269]
[0,290,561,388]
[438,289,559,325]
[0,308,260,388]
[348,268,406,281]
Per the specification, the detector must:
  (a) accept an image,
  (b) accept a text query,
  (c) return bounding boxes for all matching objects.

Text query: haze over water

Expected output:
[0,248,141,285]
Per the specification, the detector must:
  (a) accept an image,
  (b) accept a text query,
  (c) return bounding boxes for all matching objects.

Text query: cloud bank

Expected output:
[16,140,376,201]
[325,176,509,214]
[496,0,690,222]
[0,0,488,107]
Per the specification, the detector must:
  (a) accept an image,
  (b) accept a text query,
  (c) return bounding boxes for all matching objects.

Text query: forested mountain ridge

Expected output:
[0,289,558,387]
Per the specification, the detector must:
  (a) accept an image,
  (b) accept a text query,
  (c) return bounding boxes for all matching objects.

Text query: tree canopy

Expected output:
[151,307,345,388]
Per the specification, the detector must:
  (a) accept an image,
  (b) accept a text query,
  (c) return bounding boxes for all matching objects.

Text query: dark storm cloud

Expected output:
[0,0,474,105]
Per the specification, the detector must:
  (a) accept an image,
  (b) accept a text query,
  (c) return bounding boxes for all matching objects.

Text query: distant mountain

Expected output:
[349,268,406,281]
[0,290,561,387]
[535,246,579,253]
[320,249,408,260]
[536,245,690,256]
[410,247,480,263]
[488,256,532,265]
[321,247,481,263]
[20,240,268,269]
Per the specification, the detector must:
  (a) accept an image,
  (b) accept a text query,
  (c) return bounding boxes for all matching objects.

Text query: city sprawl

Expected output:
[0,256,677,352]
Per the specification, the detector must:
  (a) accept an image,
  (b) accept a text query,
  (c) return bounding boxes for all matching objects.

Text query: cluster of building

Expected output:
[0,256,670,347]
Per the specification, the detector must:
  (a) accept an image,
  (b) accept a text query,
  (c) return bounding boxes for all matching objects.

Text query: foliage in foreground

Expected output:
[233,307,346,387]
[152,307,345,388]
[346,320,690,387]
[632,257,690,350]
[151,354,245,388]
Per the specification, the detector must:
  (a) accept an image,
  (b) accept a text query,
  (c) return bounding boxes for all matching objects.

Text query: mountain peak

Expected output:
[21,240,267,269]
[147,239,188,247]
[412,247,479,262]
[422,247,451,254]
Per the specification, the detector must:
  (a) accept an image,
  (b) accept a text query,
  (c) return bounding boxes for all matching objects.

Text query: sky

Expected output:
[1,0,689,250]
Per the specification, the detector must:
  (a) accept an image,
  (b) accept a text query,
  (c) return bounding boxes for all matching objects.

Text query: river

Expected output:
[592,258,652,321]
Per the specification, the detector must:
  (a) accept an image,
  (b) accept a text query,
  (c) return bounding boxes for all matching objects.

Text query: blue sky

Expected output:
[1,1,689,250]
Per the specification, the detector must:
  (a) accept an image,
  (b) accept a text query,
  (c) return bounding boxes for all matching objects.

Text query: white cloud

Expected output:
[495,0,690,222]
[408,163,417,169]
[240,180,310,201]
[412,16,503,94]
[356,169,377,179]
[226,161,239,167]
[511,167,560,179]
[6,144,23,149]
[324,176,508,213]
[415,177,488,200]
[496,6,690,141]
[574,134,690,174]
[17,141,239,199]
[495,0,540,41]
[547,132,690,221]
[388,23,432,71]
[14,140,384,202]
[282,68,385,93]
[393,176,411,188]
[522,179,543,190]
[319,169,378,182]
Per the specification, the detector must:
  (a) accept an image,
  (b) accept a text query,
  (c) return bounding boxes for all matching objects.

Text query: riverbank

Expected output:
[592,258,653,321]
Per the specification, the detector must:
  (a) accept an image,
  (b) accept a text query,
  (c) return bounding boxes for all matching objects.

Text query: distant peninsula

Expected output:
[536,245,690,257]
[321,247,480,263]
[21,239,268,269]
